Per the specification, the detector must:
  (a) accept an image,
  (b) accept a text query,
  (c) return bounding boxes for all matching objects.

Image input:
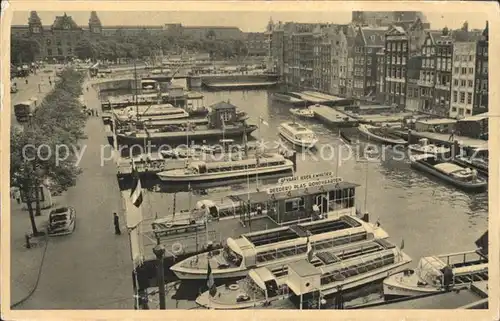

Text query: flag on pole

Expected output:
[220,116,225,129]
[259,116,269,127]
[130,168,143,208]
[306,237,314,262]
[400,238,405,250]
[206,261,217,297]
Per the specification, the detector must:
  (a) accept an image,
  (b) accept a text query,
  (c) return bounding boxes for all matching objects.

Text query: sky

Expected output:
[12,11,488,32]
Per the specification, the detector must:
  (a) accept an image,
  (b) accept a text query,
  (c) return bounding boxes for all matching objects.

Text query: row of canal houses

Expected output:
[266,14,489,118]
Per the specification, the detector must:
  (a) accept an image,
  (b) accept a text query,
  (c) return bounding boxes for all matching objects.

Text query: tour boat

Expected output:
[278,122,318,149]
[290,107,315,119]
[196,238,411,309]
[409,154,487,192]
[358,124,407,146]
[272,93,305,106]
[408,138,450,157]
[156,153,294,182]
[116,123,258,146]
[169,215,389,280]
[113,104,189,122]
[454,147,488,177]
[383,249,488,299]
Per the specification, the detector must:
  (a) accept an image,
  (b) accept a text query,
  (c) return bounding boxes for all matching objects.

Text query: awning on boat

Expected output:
[248,267,276,290]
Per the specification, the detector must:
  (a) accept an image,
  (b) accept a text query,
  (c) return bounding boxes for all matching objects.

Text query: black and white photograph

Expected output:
[2,1,498,319]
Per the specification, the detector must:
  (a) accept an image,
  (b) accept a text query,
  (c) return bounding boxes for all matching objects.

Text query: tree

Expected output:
[442,26,449,36]
[461,21,469,32]
[74,39,95,60]
[11,38,41,64]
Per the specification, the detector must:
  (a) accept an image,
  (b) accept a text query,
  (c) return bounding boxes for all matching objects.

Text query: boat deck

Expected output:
[310,105,358,127]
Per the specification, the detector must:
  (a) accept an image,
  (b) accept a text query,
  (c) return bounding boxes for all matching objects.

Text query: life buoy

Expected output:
[150,161,160,167]
[229,284,240,291]
[172,242,183,255]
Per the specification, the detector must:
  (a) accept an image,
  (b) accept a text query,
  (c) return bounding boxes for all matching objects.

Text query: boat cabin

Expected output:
[414,250,488,289]
[280,122,316,141]
[243,267,282,302]
[208,101,239,129]
[285,260,322,309]
[185,155,289,175]
[232,179,358,225]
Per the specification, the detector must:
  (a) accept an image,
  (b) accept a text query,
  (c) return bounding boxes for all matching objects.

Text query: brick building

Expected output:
[474,23,489,115]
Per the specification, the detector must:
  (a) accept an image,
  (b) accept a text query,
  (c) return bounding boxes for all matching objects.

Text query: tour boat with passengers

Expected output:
[156,152,294,182]
[358,124,407,146]
[170,215,389,280]
[410,154,487,191]
[383,249,488,299]
[407,138,450,157]
[196,238,411,309]
[278,122,318,149]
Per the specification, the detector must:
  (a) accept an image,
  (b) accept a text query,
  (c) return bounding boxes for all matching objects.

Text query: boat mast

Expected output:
[134,60,139,121]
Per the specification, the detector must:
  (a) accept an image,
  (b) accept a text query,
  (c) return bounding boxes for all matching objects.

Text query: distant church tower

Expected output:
[28,11,43,35]
[89,11,102,34]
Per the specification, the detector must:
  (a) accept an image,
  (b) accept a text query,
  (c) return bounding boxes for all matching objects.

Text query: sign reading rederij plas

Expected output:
[278,171,336,184]
[267,177,343,195]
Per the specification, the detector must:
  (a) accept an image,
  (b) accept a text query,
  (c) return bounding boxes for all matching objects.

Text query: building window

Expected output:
[414,88,418,97]
[402,43,407,52]
[466,109,471,115]
[452,107,457,112]
[469,55,473,61]
[367,48,372,54]
[46,39,51,45]
[454,67,459,74]
[484,47,488,56]
[458,108,464,116]
[453,91,458,102]
[367,57,372,65]
[47,48,52,56]
[57,48,62,56]
[467,93,472,104]
[460,79,466,87]
[482,80,488,90]
[453,79,458,86]
[468,67,474,74]
[482,64,488,74]
[461,67,466,74]
[467,80,473,87]
[459,92,465,103]
[447,60,452,71]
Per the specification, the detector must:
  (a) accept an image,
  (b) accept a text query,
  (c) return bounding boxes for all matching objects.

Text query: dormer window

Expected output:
[63,24,70,30]
[32,26,40,33]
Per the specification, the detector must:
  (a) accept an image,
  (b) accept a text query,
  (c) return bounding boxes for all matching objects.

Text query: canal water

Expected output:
[107,87,488,306]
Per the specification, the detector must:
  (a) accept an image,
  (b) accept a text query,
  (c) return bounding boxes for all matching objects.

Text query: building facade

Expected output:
[405,55,423,112]
[245,32,268,57]
[352,11,429,28]
[449,42,477,118]
[384,26,408,108]
[474,23,489,115]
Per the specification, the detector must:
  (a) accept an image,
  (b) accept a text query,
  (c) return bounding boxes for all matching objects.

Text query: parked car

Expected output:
[47,207,76,236]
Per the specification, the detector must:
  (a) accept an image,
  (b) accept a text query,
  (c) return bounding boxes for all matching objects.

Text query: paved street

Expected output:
[15,79,133,309]
[10,68,56,131]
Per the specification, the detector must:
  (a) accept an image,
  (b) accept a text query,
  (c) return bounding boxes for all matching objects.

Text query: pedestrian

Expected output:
[48,76,51,81]
[86,86,89,92]
[49,80,52,86]
[448,129,455,142]
[96,110,99,117]
[25,78,28,85]
[91,109,94,117]
[113,213,121,235]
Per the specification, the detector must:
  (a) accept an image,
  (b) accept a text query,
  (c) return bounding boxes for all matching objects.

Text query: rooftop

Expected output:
[288,260,320,277]
[209,101,237,110]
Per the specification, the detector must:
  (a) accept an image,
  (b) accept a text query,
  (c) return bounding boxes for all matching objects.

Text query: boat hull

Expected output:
[172,267,249,280]
[117,125,258,146]
[272,94,305,106]
[157,164,294,182]
[358,125,407,146]
[410,160,487,192]
[453,157,488,177]
[290,109,315,119]
[382,274,442,300]
[278,132,317,149]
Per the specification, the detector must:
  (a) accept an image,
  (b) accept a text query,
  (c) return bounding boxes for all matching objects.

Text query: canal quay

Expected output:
[92,70,489,310]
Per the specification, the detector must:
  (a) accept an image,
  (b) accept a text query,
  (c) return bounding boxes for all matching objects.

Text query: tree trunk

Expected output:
[35,183,42,216]
[24,186,39,236]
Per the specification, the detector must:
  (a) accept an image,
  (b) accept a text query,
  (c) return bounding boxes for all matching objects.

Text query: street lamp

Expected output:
[152,245,166,309]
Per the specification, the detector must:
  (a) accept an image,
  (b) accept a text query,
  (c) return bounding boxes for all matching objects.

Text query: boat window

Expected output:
[329,188,352,210]
[285,197,305,212]
[222,246,243,267]
[242,277,266,299]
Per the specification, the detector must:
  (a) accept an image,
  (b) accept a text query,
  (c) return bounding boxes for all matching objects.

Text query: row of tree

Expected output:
[11,68,88,236]
[73,36,248,62]
[11,38,41,65]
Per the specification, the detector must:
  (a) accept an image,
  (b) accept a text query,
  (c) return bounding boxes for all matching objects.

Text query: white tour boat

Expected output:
[383,249,488,299]
[278,122,318,149]
[156,153,294,182]
[408,138,450,157]
[196,238,411,309]
[113,104,189,122]
[170,215,389,280]
[290,107,315,119]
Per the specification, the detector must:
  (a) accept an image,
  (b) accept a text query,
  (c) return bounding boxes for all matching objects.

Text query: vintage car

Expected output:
[47,207,76,236]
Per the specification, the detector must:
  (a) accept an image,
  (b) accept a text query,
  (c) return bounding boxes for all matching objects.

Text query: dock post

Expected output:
[153,245,167,309]
[453,140,459,158]
[407,129,412,144]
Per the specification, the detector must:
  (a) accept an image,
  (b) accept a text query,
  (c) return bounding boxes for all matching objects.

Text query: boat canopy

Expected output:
[418,138,429,144]
[434,162,465,174]
[248,267,277,290]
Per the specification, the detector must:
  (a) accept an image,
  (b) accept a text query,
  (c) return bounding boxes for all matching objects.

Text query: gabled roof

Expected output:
[451,29,482,42]
[428,31,453,46]
[361,27,386,47]
[52,13,80,30]
[386,25,406,37]
[210,101,237,110]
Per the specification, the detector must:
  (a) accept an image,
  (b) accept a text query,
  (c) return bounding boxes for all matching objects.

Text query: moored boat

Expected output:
[409,154,487,192]
[156,153,294,182]
[113,104,189,122]
[272,93,305,106]
[278,122,318,149]
[169,215,389,280]
[454,147,488,177]
[408,138,450,157]
[383,249,488,299]
[290,107,315,119]
[358,124,407,146]
[196,238,411,309]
